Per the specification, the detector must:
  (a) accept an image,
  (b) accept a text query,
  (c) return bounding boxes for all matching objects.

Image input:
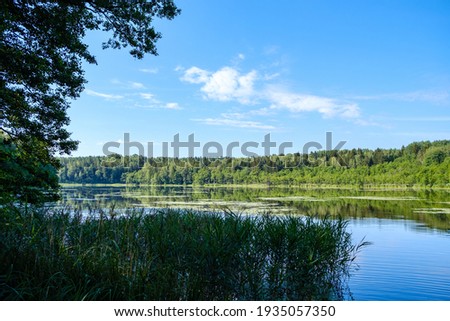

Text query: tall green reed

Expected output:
[0,205,367,300]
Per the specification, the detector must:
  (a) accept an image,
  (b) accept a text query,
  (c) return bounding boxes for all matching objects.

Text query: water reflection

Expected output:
[58,186,450,300]
[348,218,450,300]
[60,186,450,232]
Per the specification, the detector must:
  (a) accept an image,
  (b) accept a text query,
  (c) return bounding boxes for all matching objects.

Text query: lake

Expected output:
[60,185,450,300]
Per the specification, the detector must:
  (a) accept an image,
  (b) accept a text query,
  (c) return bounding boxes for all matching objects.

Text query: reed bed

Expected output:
[0,205,366,300]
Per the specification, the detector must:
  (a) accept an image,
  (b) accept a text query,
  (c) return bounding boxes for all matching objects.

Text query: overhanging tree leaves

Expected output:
[0,0,180,203]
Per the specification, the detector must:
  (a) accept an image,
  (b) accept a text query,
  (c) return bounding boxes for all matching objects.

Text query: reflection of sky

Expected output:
[348,219,450,300]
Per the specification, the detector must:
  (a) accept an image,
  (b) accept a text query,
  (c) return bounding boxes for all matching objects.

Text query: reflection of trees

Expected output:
[60,187,139,209]
[59,187,450,231]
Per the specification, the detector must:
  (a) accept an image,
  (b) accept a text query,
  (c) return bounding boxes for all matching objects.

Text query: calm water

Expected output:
[60,186,450,300]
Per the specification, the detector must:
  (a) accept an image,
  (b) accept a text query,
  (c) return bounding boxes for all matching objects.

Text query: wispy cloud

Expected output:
[263,45,280,56]
[85,89,123,100]
[139,93,159,103]
[110,79,146,90]
[350,90,449,104]
[220,112,248,120]
[193,117,275,130]
[139,68,159,74]
[266,87,361,119]
[129,82,146,89]
[137,92,182,110]
[383,116,450,122]
[219,108,275,121]
[180,64,362,121]
[96,139,123,146]
[263,72,280,81]
[165,102,182,110]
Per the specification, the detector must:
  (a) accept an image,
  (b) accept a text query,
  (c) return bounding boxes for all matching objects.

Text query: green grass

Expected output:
[0,205,367,300]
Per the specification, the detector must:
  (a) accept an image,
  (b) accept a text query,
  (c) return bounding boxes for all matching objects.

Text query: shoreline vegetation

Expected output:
[0,206,367,300]
[60,182,450,191]
[58,140,450,188]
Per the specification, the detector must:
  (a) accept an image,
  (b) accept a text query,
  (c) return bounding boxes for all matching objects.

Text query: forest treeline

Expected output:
[59,140,450,187]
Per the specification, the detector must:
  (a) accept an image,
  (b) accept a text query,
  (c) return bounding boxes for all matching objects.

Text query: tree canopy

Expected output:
[0,0,180,203]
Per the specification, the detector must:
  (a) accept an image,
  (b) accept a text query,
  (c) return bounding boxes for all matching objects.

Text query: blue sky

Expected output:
[68,0,450,157]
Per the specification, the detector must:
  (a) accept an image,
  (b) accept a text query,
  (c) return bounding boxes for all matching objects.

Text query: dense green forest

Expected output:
[59,140,450,187]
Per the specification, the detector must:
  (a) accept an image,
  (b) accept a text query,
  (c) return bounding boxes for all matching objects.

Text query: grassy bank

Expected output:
[0,206,366,300]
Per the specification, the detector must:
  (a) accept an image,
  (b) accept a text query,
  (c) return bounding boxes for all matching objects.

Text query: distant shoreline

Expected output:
[60,183,450,191]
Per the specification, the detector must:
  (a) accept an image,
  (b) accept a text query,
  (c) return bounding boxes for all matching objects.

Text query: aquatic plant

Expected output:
[0,205,367,300]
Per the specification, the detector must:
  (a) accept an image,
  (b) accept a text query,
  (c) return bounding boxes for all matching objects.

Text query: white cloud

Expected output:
[193,118,275,130]
[139,93,159,103]
[181,66,211,84]
[267,90,333,113]
[110,79,147,90]
[220,108,275,120]
[180,58,373,125]
[238,53,245,60]
[181,66,258,104]
[139,68,158,74]
[137,93,181,110]
[339,104,361,119]
[181,63,362,120]
[248,107,275,116]
[129,82,146,89]
[202,67,257,104]
[135,103,182,110]
[165,102,182,110]
[266,88,360,119]
[263,72,280,81]
[85,89,123,100]
[220,112,247,120]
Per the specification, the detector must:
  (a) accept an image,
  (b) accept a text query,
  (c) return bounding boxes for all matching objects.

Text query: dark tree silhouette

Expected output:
[0,0,180,203]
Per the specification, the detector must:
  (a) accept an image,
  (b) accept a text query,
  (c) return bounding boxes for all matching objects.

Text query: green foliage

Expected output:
[0,206,365,300]
[59,140,450,188]
[0,1,180,203]
[58,154,143,184]
[0,134,59,204]
[423,146,450,166]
